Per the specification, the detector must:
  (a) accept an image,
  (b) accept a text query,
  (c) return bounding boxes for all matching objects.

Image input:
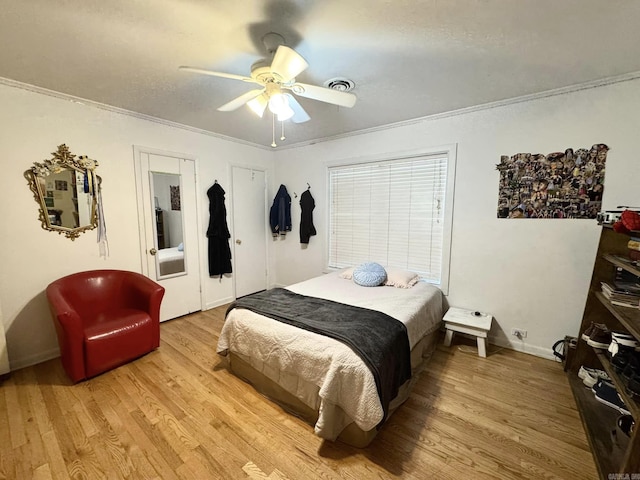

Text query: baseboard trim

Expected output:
[204,296,234,311]
[449,330,556,360]
[10,347,60,372]
[488,336,556,361]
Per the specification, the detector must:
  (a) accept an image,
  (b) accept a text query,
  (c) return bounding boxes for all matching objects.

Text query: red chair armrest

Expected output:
[122,273,165,321]
[46,286,86,382]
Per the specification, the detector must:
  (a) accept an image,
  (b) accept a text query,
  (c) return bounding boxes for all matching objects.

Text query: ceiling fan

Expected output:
[179,33,357,125]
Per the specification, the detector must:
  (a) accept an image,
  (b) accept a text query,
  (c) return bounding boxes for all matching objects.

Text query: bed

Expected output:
[216,270,444,447]
[157,246,184,276]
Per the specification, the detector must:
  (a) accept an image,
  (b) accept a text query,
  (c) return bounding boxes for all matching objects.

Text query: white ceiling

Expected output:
[2,1,640,149]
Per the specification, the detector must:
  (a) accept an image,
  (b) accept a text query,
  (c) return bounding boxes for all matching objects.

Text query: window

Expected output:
[328,147,455,292]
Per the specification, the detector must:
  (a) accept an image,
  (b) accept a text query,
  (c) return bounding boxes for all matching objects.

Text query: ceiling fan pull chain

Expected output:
[281,120,286,141]
[271,112,277,148]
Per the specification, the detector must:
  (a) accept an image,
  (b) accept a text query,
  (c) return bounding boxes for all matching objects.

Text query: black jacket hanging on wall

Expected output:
[299,189,317,244]
[269,184,292,237]
[207,182,232,276]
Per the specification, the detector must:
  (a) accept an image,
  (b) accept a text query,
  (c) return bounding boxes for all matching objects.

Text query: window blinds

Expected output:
[328,154,448,284]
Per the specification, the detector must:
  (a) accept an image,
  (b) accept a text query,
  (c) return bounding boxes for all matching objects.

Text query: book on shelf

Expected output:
[601,282,640,297]
[611,267,640,294]
[601,282,640,308]
[610,299,640,309]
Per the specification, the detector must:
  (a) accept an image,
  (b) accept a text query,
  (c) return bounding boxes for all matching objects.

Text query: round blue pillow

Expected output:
[352,262,387,287]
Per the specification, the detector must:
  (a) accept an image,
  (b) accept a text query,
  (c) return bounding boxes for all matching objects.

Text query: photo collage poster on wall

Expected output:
[170,185,181,211]
[496,144,608,219]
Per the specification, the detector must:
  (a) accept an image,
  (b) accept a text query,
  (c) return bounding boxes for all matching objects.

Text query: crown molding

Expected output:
[278,70,640,150]
[0,76,270,150]
[2,70,640,153]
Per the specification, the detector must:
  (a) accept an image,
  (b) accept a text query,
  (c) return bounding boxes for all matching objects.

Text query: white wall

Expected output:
[3,77,639,369]
[0,83,273,370]
[273,79,640,358]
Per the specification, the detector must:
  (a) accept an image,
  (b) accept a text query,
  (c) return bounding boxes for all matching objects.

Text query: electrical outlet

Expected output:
[511,328,527,339]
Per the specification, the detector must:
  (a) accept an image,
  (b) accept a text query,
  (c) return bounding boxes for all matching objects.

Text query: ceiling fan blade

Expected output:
[289,83,357,108]
[285,94,310,124]
[178,66,256,83]
[217,89,265,112]
[270,46,309,83]
[246,93,269,118]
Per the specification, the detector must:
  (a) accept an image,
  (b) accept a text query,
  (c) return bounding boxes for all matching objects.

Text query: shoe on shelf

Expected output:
[617,414,635,438]
[622,353,640,381]
[609,344,637,363]
[608,331,639,357]
[590,376,615,391]
[611,414,635,449]
[581,322,607,342]
[612,331,638,347]
[627,373,640,399]
[587,324,612,349]
[612,349,634,373]
[592,380,631,415]
[578,366,611,387]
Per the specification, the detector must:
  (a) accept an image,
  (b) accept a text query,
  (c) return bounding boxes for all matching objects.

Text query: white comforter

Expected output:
[216,272,443,440]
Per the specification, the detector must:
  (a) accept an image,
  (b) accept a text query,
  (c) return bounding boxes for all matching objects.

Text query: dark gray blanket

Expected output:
[226,288,411,426]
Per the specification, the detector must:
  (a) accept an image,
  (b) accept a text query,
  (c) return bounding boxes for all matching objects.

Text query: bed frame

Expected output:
[225,329,440,447]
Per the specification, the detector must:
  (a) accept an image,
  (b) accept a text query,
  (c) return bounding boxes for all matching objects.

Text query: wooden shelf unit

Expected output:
[568,225,640,478]
[155,209,165,249]
[567,374,626,477]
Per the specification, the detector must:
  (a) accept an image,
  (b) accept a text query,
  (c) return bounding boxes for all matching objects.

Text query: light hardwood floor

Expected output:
[0,306,598,479]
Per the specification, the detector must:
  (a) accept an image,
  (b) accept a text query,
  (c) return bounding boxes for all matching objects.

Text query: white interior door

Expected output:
[136,150,201,321]
[231,166,267,298]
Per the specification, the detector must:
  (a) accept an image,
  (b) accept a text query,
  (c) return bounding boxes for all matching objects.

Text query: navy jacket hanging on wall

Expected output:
[269,184,292,237]
[299,189,317,244]
[207,182,232,276]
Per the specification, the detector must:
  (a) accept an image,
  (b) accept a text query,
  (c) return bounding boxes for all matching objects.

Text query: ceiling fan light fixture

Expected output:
[268,92,289,116]
[276,104,295,122]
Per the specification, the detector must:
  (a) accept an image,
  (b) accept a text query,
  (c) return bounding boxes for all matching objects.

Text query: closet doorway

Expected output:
[134,148,202,321]
[231,166,268,298]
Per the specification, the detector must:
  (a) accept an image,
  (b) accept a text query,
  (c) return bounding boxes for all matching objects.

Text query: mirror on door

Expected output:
[151,172,186,278]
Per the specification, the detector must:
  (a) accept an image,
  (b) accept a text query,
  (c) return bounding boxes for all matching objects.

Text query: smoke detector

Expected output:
[323,77,355,92]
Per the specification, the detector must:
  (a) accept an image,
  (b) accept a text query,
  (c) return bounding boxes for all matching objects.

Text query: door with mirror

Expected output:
[135,150,201,321]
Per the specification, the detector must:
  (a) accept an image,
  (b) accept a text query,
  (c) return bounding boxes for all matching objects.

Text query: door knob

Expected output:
[236,239,242,245]
[149,248,157,255]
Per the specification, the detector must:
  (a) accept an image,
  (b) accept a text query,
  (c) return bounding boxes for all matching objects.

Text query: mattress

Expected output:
[157,247,184,276]
[217,271,444,443]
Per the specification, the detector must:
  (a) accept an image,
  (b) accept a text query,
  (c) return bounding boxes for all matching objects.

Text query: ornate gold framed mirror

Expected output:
[24,144,100,240]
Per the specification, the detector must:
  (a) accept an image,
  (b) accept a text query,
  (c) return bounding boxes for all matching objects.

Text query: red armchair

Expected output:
[46,270,165,383]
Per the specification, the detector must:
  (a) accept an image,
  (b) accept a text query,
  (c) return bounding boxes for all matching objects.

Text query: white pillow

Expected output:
[339,267,354,279]
[384,267,420,288]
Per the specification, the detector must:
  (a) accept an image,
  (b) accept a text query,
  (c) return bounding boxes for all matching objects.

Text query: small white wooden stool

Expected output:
[443,307,493,358]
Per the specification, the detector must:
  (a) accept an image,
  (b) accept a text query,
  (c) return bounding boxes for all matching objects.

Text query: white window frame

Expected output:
[325,144,456,294]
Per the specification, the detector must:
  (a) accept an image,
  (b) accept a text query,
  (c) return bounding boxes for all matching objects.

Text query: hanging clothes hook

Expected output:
[307,183,311,190]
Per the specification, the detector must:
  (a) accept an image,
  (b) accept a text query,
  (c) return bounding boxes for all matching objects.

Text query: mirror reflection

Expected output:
[152,172,186,277]
[24,144,100,240]
[37,169,94,229]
